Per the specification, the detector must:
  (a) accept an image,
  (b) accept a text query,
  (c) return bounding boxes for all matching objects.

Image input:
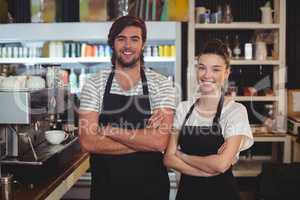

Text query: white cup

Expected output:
[45,130,69,145]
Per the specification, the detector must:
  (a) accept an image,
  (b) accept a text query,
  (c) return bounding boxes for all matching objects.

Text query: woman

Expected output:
[164,39,254,200]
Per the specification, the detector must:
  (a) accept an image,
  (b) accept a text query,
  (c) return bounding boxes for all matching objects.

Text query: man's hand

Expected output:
[104,125,137,140]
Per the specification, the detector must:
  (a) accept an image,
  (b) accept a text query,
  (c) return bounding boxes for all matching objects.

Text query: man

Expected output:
[79,15,175,200]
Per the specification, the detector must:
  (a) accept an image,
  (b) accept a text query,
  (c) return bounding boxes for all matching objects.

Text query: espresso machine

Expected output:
[0,87,80,184]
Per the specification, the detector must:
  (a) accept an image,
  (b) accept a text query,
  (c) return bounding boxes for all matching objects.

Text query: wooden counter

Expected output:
[233,132,292,177]
[289,133,300,162]
[12,150,90,200]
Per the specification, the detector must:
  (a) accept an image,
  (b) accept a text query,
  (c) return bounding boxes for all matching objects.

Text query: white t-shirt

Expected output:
[173,100,254,158]
[80,67,176,113]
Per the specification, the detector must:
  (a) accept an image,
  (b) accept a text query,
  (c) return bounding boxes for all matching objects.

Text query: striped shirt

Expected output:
[80,67,176,113]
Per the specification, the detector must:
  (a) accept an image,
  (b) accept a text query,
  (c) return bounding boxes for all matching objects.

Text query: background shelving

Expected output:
[0,57,176,65]
[194,22,280,30]
[0,21,182,101]
[188,0,289,177]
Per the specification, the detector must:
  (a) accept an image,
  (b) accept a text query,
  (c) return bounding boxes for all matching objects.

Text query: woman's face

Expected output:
[196,53,230,94]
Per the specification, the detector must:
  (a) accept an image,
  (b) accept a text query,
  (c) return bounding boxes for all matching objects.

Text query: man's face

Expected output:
[114,26,144,68]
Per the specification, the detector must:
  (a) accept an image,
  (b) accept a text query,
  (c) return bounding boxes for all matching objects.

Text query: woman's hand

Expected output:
[217,141,227,154]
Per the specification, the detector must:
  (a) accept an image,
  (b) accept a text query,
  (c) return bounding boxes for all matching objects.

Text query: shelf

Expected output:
[0,22,179,42]
[253,132,289,142]
[230,58,280,65]
[228,96,278,101]
[194,57,280,65]
[145,57,175,62]
[195,22,280,30]
[0,57,175,64]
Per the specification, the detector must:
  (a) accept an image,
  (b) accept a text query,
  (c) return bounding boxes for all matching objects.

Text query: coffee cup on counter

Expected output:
[45,130,69,145]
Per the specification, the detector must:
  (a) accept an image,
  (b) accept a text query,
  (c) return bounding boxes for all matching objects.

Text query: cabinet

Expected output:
[0,22,182,100]
[187,0,290,176]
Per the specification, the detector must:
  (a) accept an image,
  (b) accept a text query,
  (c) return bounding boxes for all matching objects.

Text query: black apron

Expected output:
[90,68,170,200]
[176,93,240,200]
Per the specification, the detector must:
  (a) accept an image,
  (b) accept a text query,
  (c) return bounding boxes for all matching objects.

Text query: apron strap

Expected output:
[213,90,225,124]
[140,67,149,95]
[180,102,196,130]
[104,68,115,96]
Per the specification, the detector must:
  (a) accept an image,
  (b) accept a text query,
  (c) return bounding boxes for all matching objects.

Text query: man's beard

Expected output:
[115,52,142,68]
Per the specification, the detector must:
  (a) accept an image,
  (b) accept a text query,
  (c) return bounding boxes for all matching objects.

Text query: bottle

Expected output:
[163,45,171,57]
[64,42,70,57]
[62,70,69,86]
[49,41,56,57]
[223,4,233,23]
[274,112,286,132]
[158,45,164,57]
[264,103,275,130]
[244,43,253,60]
[104,45,111,57]
[170,45,176,57]
[146,45,152,57]
[81,43,86,57]
[70,43,76,58]
[2,47,7,58]
[152,46,158,57]
[98,45,105,57]
[233,35,241,59]
[69,68,78,94]
[79,68,87,92]
[224,35,232,58]
[216,5,223,23]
